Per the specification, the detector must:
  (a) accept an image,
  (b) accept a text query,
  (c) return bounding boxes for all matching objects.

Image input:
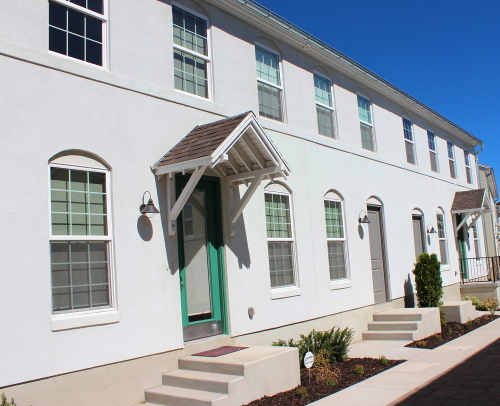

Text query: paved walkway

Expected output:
[311,318,500,406]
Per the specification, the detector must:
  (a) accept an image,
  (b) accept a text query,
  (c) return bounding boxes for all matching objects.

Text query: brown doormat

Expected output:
[193,346,248,357]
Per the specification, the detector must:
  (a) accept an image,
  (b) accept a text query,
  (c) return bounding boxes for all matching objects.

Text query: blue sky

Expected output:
[256,0,500,177]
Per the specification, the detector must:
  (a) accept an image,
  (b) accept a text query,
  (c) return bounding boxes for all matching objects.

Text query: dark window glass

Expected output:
[49,2,66,29]
[49,27,67,54]
[172,7,183,27]
[86,40,102,65]
[86,16,102,42]
[68,33,85,60]
[68,8,85,36]
[70,0,86,8]
[87,0,103,14]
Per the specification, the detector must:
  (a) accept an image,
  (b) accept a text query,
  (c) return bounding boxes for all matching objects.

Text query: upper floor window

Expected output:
[324,192,348,280]
[314,74,335,138]
[427,131,439,172]
[436,210,448,265]
[447,141,457,179]
[403,117,416,165]
[173,6,209,98]
[358,96,375,151]
[265,185,296,287]
[464,151,472,184]
[50,162,112,312]
[256,46,283,121]
[49,0,106,66]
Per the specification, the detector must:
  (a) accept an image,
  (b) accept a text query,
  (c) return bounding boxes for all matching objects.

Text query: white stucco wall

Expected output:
[0,0,482,388]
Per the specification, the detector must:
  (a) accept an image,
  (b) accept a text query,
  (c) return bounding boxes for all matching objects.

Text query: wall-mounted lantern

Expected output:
[140,191,160,218]
[427,224,437,234]
[358,210,371,224]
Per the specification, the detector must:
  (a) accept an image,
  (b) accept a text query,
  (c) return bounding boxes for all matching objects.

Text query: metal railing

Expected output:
[460,256,500,283]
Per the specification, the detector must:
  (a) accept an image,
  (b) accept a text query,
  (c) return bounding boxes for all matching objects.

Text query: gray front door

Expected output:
[367,207,388,304]
[412,216,425,260]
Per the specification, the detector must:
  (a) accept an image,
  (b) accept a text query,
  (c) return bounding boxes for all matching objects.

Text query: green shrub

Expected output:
[483,297,499,315]
[439,304,447,326]
[417,340,427,348]
[378,355,388,365]
[325,379,337,386]
[273,326,354,366]
[295,387,308,398]
[463,296,484,309]
[1,394,16,406]
[354,365,364,374]
[435,334,442,340]
[413,253,443,307]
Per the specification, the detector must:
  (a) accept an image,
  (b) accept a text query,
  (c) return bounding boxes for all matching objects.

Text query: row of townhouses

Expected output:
[1,1,496,405]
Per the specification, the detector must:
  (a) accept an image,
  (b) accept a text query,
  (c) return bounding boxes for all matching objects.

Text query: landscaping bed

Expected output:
[405,314,499,350]
[244,357,404,406]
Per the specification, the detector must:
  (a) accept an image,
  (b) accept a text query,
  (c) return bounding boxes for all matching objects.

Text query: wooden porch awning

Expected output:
[451,189,490,236]
[152,111,291,236]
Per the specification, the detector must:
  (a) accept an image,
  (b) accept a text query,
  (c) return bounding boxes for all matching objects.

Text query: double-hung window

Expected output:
[256,46,283,121]
[358,96,375,151]
[436,211,448,266]
[472,225,481,258]
[173,6,209,98]
[49,0,106,66]
[447,141,457,179]
[324,195,348,280]
[314,74,335,138]
[403,117,416,165]
[427,131,439,172]
[464,151,473,184]
[265,188,295,287]
[50,165,112,312]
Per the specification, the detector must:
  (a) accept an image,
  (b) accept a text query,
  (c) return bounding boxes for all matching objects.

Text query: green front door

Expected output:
[177,175,227,341]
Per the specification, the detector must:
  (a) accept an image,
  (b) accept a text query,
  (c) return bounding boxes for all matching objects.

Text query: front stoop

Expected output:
[362,308,441,341]
[144,345,300,406]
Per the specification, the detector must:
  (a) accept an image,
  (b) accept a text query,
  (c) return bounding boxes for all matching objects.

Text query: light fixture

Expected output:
[358,210,371,224]
[140,191,160,218]
[427,224,437,234]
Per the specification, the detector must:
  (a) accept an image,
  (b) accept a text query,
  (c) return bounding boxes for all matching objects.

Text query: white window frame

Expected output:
[48,161,117,330]
[427,130,439,173]
[48,0,108,69]
[255,42,284,122]
[324,193,350,288]
[464,150,473,184]
[403,116,417,165]
[357,95,376,152]
[447,141,457,179]
[264,186,299,296]
[172,3,212,100]
[436,210,449,268]
[313,72,336,139]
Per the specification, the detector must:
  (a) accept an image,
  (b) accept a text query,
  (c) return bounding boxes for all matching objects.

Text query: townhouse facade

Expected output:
[0,1,488,405]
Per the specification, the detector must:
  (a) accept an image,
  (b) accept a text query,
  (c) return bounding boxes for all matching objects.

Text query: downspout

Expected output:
[475,142,493,258]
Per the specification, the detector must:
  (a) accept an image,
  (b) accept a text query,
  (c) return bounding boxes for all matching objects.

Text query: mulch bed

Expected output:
[244,357,404,406]
[405,314,499,350]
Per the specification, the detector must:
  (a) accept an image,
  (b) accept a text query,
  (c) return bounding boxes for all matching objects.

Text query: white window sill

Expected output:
[441,265,451,272]
[271,287,301,300]
[52,308,120,331]
[330,279,352,290]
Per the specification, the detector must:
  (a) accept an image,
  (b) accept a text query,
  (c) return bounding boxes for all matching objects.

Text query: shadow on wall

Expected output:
[227,186,251,269]
[404,273,415,308]
[137,215,153,241]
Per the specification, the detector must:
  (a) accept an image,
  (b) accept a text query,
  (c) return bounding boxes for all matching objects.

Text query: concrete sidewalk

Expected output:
[310,318,500,406]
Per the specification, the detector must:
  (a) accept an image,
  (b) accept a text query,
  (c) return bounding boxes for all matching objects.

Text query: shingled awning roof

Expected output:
[451,189,491,236]
[153,111,291,236]
[451,189,486,214]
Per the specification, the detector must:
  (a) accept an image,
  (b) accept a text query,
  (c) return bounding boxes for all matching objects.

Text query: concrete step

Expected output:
[145,385,227,406]
[162,369,243,393]
[367,321,419,331]
[373,313,423,322]
[362,330,415,341]
[178,357,244,376]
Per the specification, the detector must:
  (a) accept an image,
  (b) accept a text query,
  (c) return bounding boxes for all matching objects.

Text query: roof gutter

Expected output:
[228,0,483,147]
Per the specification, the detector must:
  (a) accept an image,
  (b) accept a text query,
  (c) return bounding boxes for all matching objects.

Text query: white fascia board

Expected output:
[206,0,482,148]
[211,114,254,161]
[154,157,213,176]
[248,122,291,174]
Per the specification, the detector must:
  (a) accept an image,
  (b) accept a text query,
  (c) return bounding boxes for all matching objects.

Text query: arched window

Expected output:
[264,183,296,287]
[324,191,348,280]
[49,152,113,313]
[436,208,449,265]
